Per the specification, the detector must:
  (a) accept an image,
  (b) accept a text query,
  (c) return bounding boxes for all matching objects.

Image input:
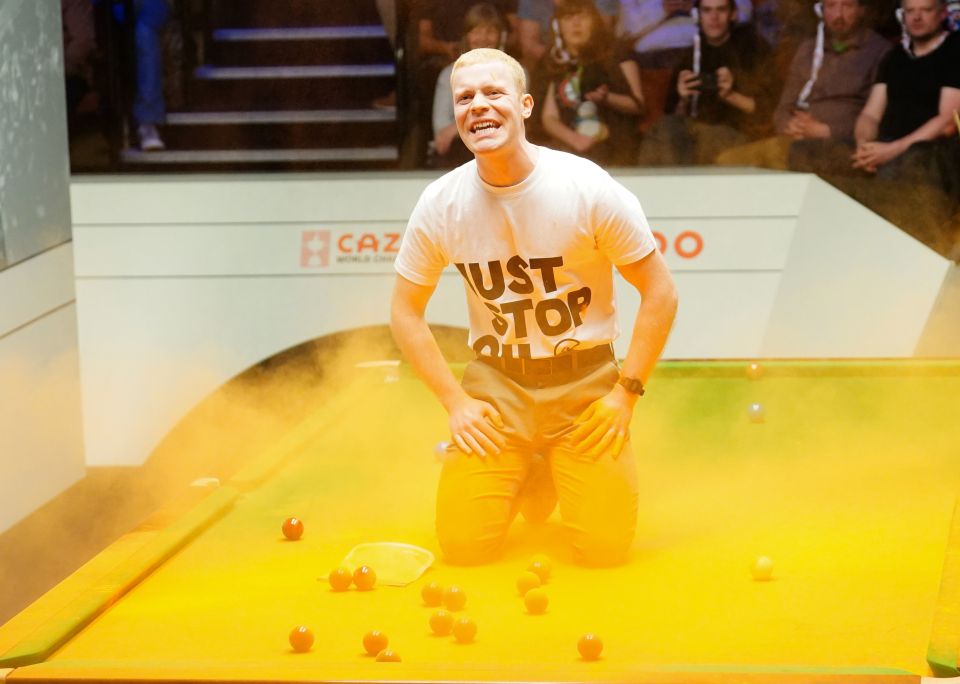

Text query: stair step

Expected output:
[161,116,397,149]
[186,74,394,110]
[208,33,393,67]
[212,26,387,41]
[167,109,395,124]
[195,64,395,80]
[209,1,382,28]
[121,147,399,164]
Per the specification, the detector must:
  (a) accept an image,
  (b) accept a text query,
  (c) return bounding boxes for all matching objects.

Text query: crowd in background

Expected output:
[405,0,959,252]
[60,0,960,252]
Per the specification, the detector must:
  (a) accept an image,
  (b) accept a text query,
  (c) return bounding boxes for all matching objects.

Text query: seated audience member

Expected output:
[619,0,754,69]
[517,0,620,70]
[637,0,775,164]
[717,0,891,169]
[540,0,646,164]
[433,4,511,167]
[850,0,960,180]
[61,0,96,122]
[829,0,959,257]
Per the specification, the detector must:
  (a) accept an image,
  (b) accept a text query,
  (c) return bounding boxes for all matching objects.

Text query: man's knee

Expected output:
[569,525,635,567]
[436,525,506,565]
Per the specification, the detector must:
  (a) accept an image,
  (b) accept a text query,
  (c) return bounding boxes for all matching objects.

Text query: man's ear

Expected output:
[521,93,535,119]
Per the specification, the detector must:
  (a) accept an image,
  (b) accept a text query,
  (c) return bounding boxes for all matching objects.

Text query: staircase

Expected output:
[121,0,399,170]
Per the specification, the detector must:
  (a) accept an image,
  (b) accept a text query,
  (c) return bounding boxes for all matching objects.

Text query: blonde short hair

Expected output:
[451,48,528,95]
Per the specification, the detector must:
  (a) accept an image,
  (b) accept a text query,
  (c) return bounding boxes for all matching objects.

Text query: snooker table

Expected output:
[4,359,960,684]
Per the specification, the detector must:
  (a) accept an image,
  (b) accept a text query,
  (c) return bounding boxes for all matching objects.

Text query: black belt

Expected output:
[478,344,615,378]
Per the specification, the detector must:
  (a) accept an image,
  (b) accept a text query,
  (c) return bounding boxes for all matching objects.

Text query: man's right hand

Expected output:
[677,70,701,99]
[448,397,506,457]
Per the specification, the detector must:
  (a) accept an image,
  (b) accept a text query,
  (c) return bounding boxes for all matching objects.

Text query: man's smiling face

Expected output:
[452,61,533,157]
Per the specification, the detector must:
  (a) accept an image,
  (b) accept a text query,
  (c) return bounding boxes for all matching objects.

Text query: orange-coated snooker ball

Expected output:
[282,517,304,541]
[376,648,402,662]
[353,565,377,590]
[578,633,603,660]
[443,585,467,611]
[328,566,353,591]
[363,630,389,656]
[524,587,548,614]
[452,616,477,643]
[430,609,454,636]
[289,625,314,653]
[516,571,541,596]
[421,581,444,606]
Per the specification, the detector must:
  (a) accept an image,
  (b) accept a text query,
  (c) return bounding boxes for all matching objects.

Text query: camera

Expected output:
[697,71,719,92]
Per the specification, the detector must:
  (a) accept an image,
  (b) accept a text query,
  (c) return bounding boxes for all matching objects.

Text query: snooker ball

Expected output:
[516,571,541,596]
[524,588,549,614]
[528,555,552,582]
[577,633,603,660]
[746,362,763,380]
[452,616,477,643]
[281,517,304,541]
[752,556,775,581]
[430,609,455,636]
[328,566,353,592]
[376,648,402,662]
[363,630,389,656]
[353,565,377,591]
[443,585,467,611]
[421,581,444,606]
[288,625,314,653]
[748,402,766,423]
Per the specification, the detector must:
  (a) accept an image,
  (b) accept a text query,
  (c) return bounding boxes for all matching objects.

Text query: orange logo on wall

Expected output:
[300,230,331,267]
[652,230,703,259]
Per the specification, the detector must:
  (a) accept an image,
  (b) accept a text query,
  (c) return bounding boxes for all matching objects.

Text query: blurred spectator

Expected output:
[850,0,960,177]
[619,0,753,68]
[717,0,891,169]
[637,0,775,164]
[751,0,783,47]
[61,0,97,122]
[432,3,511,167]
[417,0,517,64]
[133,0,170,151]
[517,0,619,70]
[539,0,645,164]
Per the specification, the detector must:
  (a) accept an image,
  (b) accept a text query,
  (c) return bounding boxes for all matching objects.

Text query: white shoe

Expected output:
[138,124,165,151]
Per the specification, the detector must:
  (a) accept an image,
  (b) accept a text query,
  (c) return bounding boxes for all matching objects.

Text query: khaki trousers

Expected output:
[436,360,638,567]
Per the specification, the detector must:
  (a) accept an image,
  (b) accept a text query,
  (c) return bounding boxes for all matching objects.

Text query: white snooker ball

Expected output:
[752,556,775,581]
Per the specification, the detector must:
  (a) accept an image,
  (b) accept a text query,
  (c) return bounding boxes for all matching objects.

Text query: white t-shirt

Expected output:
[395,147,656,360]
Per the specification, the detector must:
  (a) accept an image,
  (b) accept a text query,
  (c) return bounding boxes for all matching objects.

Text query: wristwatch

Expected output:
[618,376,645,396]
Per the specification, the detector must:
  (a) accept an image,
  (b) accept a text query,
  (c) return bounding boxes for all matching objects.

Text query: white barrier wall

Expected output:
[70,170,952,467]
[0,245,85,534]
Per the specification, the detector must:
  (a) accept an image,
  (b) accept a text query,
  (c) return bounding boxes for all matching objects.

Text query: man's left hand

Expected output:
[568,384,636,460]
[785,111,830,140]
[852,140,904,172]
[716,67,735,100]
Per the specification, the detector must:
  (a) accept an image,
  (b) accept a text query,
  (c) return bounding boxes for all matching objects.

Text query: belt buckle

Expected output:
[522,357,552,375]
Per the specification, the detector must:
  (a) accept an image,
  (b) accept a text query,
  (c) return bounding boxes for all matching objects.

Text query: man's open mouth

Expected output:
[471,121,501,133]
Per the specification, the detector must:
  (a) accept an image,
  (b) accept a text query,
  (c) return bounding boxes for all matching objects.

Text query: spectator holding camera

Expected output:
[637,0,775,164]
